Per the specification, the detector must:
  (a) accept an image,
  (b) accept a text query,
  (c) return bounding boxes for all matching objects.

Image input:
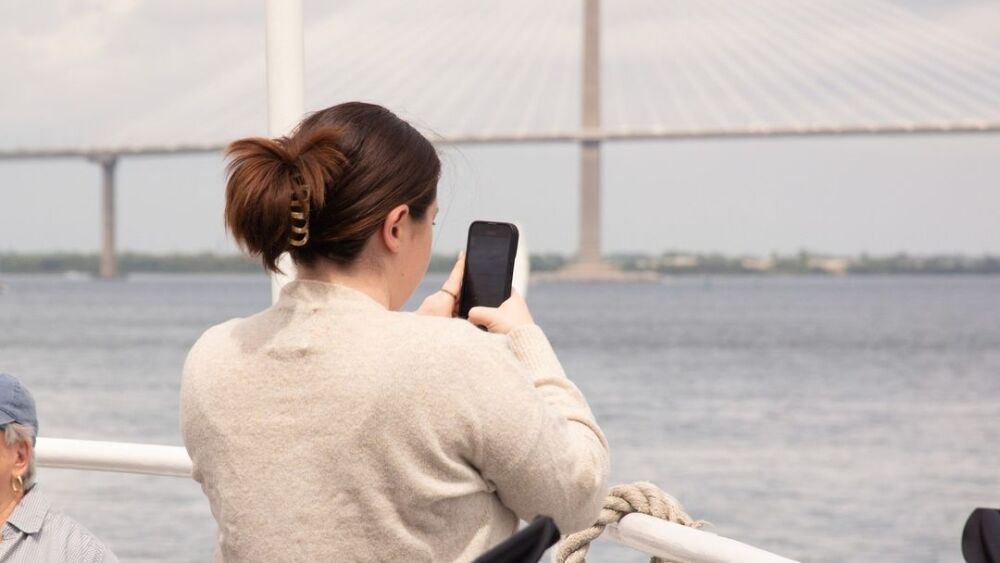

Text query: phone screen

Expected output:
[459,222,518,319]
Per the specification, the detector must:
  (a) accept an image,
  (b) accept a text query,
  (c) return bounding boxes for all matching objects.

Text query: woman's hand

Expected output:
[468,290,535,334]
[416,252,464,318]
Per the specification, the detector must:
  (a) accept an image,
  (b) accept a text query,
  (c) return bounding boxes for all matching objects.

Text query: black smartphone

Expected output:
[459,221,519,319]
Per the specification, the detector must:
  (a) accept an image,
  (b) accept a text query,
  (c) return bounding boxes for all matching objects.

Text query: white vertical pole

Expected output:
[512,222,529,299]
[265,0,305,303]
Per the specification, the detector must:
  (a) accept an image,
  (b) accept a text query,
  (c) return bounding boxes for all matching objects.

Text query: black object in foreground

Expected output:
[963,508,1000,563]
[473,516,561,563]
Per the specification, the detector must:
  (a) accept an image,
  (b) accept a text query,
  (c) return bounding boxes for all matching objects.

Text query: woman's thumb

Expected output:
[467,306,498,330]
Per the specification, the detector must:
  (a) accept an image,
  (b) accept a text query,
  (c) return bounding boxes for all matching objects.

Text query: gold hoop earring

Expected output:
[11,474,22,493]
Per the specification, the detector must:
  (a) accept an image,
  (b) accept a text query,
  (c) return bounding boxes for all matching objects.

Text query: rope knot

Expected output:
[554,482,706,563]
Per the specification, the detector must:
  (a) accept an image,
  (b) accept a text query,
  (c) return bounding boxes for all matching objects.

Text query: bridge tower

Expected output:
[553,0,629,280]
[579,0,602,267]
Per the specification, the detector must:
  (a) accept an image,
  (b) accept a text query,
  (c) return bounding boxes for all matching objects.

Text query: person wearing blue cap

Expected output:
[0,373,119,562]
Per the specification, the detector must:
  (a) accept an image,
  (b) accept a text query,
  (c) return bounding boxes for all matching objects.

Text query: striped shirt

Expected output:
[0,486,118,563]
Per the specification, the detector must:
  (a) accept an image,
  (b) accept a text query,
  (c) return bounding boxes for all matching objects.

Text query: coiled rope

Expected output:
[554,482,706,563]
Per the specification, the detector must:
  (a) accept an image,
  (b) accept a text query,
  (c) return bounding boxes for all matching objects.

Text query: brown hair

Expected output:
[224,102,440,273]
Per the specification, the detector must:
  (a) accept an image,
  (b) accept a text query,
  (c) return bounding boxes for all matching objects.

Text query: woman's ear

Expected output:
[381,204,410,254]
[12,440,30,476]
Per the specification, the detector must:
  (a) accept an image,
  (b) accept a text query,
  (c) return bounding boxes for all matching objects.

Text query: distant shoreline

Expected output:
[0,251,997,275]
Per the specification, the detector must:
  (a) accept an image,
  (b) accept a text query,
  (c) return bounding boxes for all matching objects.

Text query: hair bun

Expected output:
[223,102,439,274]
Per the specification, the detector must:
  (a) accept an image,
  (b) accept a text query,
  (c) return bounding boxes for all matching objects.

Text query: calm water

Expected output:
[0,273,997,562]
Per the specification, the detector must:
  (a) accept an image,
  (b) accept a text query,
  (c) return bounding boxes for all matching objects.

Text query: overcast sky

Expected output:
[1,0,999,257]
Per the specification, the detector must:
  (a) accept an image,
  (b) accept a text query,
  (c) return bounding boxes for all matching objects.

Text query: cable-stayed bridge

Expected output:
[2,0,1000,277]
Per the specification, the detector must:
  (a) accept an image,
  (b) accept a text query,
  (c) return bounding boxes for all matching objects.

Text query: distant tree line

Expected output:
[0,252,260,274]
[1,251,997,275]
[0,252,570,274]
[610,251,1000,275]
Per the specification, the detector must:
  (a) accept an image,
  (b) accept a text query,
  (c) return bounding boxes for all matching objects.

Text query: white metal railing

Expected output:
[36,437,799,563]
[36,437,192,478]
[604,514,800,563]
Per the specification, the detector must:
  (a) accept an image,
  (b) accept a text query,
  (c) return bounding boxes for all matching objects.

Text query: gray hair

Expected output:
[2,423,35,489]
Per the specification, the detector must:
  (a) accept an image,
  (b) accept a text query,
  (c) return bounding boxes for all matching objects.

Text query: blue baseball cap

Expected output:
[0,374,38,440]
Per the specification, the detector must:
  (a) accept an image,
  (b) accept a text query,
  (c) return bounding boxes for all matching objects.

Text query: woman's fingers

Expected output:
[416,252,464,318]
[415,293,447,316]
[442,252,465,297]
[416,289,456,317]
[466,292,535,334]
[498,291,535,328]
[467,306,499,331]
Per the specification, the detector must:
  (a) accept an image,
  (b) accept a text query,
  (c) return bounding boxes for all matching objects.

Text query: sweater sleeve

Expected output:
[464,324,610,534]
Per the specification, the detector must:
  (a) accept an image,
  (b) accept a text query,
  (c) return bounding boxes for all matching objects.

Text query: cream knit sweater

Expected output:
[180,280,610,562]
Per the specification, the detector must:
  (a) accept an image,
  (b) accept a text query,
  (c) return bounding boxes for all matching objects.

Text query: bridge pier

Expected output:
[579,139,601,265]
[96,155,118,279]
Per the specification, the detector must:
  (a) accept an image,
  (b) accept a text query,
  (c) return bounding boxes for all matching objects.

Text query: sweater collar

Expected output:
[276,280,388,312]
